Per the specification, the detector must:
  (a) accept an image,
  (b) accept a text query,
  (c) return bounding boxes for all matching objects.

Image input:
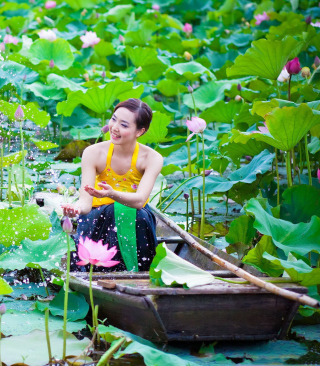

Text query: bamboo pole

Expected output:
[152,207,319,309]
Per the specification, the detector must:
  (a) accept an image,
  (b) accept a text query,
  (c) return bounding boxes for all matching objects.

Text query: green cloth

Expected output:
[114,202,138,272]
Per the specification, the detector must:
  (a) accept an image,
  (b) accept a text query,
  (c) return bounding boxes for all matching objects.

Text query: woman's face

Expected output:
[108,107,145,144]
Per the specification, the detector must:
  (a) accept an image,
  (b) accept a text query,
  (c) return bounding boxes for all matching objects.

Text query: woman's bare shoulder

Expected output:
[139,143,162,159]
[83,141,110,156]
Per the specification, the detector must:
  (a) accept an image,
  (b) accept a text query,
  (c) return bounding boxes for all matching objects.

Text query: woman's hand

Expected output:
[84,183,114,198]
[61,203,82,217]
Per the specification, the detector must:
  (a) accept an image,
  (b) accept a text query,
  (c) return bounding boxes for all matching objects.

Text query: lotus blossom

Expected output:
[186,117,206,141]
[76,236,120,267]
[152,4,160,10]
[45,1,56,9]
[254,12,270,25]
[3,34,19,45]
[183,23,193,35]
[285,57,301,75]
[315,56,320,68]
[257,122,270,134]
[49,59,55,68]
[62,216,73,233]
[80,31,100,48]
[277,67,290,82]
[119,35,125,43]
[183,193,189,200]
[38,29,57,41]
[68,186,77,196]
[14,105,24,122]
[101,124,109,133]
[311,21,320,27]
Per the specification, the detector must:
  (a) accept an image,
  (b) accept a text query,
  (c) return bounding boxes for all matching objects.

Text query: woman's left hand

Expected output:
[84,183,114,198]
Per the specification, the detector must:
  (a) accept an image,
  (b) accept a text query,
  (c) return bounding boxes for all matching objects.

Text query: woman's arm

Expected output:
[61,146,97,216]
[84,150,163,209]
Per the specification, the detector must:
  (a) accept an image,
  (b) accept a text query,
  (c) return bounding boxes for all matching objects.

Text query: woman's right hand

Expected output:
[61,203,82,217]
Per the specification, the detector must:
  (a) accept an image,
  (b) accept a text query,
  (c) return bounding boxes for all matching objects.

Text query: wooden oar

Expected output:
[153,207,320,309]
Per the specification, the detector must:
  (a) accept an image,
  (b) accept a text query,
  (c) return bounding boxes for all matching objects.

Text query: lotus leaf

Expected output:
[125,20,159,47]
[106,4,133,22]
[0,60,38,89]
[1,329,89,365]
[56,79,134,116]
[0,204,51,247]
[150,243,215,288]
[156,79,187,97]
[47,73,86,92]
[227,36,304,80]
[245,198,320,256]
[0,151,25,168]
[308,136,320,154]
[263,253,320,287]
[30,138,58,150]
[200,100,242,123]
[70,127,101,140]
[24,82,66,101]
[242,235,284,277]
[64,0,100,10]
[166,61,215,81]
[0,276,12,295]
[28,39,75,70]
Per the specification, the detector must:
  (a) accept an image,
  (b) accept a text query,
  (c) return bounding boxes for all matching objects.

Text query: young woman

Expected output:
[61,98,163,271]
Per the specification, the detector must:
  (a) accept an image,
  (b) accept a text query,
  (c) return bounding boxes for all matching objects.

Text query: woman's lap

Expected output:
[71,204,157,272]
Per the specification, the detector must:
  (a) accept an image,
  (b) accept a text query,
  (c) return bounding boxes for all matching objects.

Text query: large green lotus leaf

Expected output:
[125,20,158,47]
[0,276,12,295]
[205,49,239,71]
[234,103,263,129]
[30,137,58,150]
[200,100,242,123]
[225,215,256,258]
[70,127,101,140]
[118,84,144,102]
[64,0,101,10]
[0,232,75,270]
[0,60,38,89]
[150,243,215,289]
[36,287,89,321]
[221,33,254,48]
[0,101,50,127]
[138,111,170,145]
[227,36,303,80]
[280,185,320,224]
[220,139,267,164]
[28,39,74,70]
[252,99,320,117]
[242,236,283,277]
[183,80,245,110]
[24,82,66,101]
[52,106,100,128]
[1,328,89,365]
[47,73,86,92]
[263,253,320,287]
[0,204,51,247]
[56,79,133,116]
[156,79,187,97]
[106,4,133,22]
[245,198,320,256]
[166,61,215,81]
[0,151,25,168]
[308,136,320,154]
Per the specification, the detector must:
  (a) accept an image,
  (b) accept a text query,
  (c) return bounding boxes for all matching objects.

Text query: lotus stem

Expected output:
[62,233,71,360]
[186,198,189,232]
[291,148,296,185]
[299,141,303,174]
[150,184,169,203]
[0,314,2,366]
[286,151,292,187]
[94,304,100,347]
[196,134,201,215]
[288,75,291,101]
[200,132,206,240]
[19,121,25,207]
[89,264,95,331]
[159,181,163,207]
[8,165,12,208]
[0,142,3,202]
[225,191,229,216]
[304,134,312,185]
[96,337,126,366]
[187,131,195,216]
[59,115,63,151]
[162,190,183,213]
[39,268,49,297]
[177,87,181,112]
[45,309,52,364]
[275,148,280,206]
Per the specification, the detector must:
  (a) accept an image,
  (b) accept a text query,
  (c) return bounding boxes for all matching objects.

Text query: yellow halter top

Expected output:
[92,142,148,207]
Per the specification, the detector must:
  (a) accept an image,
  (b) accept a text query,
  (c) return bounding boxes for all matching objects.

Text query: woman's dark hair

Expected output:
[113,98,152,132]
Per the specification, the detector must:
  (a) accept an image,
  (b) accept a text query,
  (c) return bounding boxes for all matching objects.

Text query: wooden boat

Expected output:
[69,207,308,343]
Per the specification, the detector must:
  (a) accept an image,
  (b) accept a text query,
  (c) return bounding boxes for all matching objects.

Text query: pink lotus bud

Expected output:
[167,184,174,189]
[57,183,67,194]
[184,51,192,60]
[183,193,189,200]
[61,216,73,234]
[101,71,106,78]
[186,117,206,141]
[254,11,270,25]
[317,168,320,182]
[315,56,320,68]
[188,85,193,93]
[0,303,6,315]
[235,95,243,101]
[23,75,27,81]
[306,15,312,24]
[5,27,10,33]
[49,59,54,68]
[285,57,301,75]
[14,105,25,122]
[183,23,193,34]
[237,83,242,91]
[152,4,160,10]
[83,73,89,82]
[0,43,5,52]
[245,155,252,161]
[204,170,212,177]
[68,186,77,196]
[119,35,125,43]
[101,125,109,133]
[45,1,56,9]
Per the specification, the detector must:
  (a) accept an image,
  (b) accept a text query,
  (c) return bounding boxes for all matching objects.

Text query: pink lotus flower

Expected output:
[119,35,125,43]
[257,122,270,134]
[49,59,55,68]
[311,21,320,27]
[80,31,100,48]
[38,29,57,41]
[183,23,193,35]
[45,1,56,9]
[76,236,120,267]
[186,117,206,141]
[277,67,290,82]
[3,34,19,45]
[317,168,320,182]
[285,57,301,75]
[152,4,160,10]
[254,12,270,25]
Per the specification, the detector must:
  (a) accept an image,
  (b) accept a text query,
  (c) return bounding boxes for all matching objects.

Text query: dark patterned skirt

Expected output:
[70,204,157,272]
